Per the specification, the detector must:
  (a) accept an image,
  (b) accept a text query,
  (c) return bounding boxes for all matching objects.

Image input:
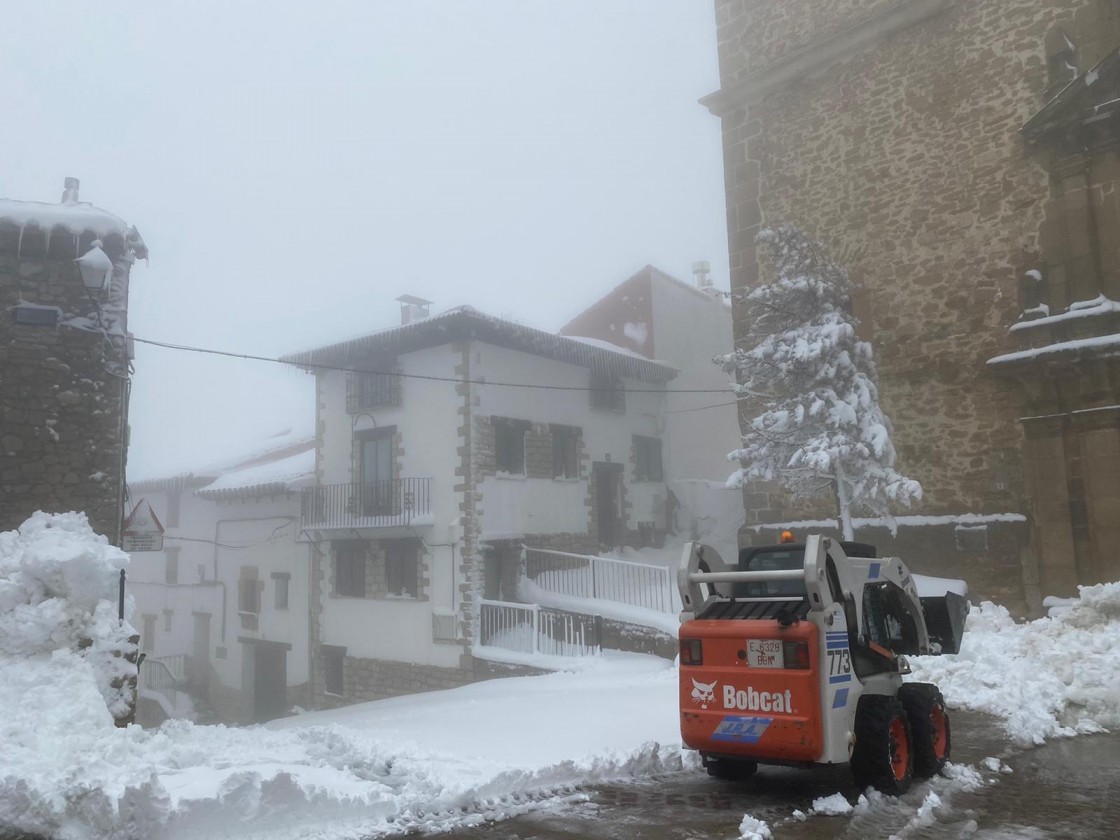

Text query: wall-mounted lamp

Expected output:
[76,240,113,293]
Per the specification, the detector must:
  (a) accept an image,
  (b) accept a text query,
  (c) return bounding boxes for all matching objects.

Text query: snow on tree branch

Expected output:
[724,225,921,540]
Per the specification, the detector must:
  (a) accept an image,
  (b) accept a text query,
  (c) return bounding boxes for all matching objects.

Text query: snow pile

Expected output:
[910,583,1120,744]
[0,511,136,718]
[1,536,683,840]
[737,814,772,839]
[810,792,854,815]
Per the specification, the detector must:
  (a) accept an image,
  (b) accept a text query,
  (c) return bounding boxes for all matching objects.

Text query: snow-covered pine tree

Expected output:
[721,224,921,541]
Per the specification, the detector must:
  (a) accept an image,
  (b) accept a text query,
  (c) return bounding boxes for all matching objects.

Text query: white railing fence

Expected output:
[523,547,675,614]
[139,655,185,708]
[478,600,600,657]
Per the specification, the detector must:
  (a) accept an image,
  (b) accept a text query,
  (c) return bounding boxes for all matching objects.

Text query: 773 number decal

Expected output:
[827,648,851,677]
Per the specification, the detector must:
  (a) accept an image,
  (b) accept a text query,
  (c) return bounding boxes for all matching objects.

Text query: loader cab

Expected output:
[737,541,920,678]
[734,546,807,598]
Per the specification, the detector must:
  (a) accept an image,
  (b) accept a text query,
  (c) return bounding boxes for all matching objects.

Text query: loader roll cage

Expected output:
[678,536,939,678]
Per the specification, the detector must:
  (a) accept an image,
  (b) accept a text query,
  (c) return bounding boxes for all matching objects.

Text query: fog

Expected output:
[0,2,728,479]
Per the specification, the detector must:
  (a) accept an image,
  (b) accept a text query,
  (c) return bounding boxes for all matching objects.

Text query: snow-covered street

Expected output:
[3,514,1120,839]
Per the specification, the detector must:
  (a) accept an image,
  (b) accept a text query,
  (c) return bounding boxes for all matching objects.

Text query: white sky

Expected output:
[0,2,729,479]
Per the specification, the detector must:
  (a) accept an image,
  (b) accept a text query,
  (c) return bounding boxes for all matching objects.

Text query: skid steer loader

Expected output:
[677,534,968,794]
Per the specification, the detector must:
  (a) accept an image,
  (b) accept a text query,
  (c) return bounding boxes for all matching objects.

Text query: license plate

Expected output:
[747,639,783,668]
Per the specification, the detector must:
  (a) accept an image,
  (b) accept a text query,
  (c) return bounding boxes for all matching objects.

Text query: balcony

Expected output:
[301,479,432,531]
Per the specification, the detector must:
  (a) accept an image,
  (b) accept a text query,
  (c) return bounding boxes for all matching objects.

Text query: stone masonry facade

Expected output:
[0,208,140,541]
[709,0,1120,611]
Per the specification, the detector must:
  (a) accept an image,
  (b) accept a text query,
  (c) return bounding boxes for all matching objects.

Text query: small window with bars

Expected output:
[385,540,419,597]
[335,542,367,597]
[590,371,625,412]
[347,370,401,412]
[552,424,579,479]
[238,570,262,614]
[633,435,663,482]
[494,417,528,474]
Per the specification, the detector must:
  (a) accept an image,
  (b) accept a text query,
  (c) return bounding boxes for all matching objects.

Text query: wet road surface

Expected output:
[435,711,1120,839]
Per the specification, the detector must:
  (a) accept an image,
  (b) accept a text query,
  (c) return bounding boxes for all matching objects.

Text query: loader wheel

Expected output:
[703,757,757,781]
[851,694,913,795]
[899,682,951,778]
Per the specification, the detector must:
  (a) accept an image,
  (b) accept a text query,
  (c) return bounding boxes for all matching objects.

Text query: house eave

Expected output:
[282,308,677,384]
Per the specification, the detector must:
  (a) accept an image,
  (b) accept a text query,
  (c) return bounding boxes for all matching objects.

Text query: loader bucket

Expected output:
[919,591,969,655]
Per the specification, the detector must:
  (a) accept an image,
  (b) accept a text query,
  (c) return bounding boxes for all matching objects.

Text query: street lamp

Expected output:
[76,240,113,293]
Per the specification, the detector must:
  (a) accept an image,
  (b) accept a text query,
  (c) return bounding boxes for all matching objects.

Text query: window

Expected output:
[385,540,419,597]
[166,490,180,528]
[164,547,179,585]
[272,572,290,609]
[163,609,173,632]
[335,542,366,597]
[142,615,156,652]
[590,371,625,412]
[494,417,527,474]
[323,647,344,696]
[552,424,579,479]
[357,428,395,516]
[238,569,261,614]
[633,436,663,481]
[347,370,401,411]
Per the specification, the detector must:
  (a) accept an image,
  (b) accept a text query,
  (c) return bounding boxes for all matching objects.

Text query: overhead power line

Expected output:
[130,335,744,396]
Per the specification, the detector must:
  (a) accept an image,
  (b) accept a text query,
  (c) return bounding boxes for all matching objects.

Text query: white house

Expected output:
[559,264,743,554]
[559,263,739,484]
[281,302,680,708]
[126,432,314,723]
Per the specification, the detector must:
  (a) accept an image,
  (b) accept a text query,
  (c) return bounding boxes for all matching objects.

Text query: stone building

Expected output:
[0,180,146,541]
[704,0,1120,612]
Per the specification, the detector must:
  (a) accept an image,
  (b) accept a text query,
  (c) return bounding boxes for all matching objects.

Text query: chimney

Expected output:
[61,177,80,204]
[692,260,712,289]
[396,294,433,325]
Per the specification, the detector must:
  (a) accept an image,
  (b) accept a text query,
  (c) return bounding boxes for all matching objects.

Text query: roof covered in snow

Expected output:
[130,430,314,496]
[282,306,678,383]
[195,446,315,499]
[0,198,131,240]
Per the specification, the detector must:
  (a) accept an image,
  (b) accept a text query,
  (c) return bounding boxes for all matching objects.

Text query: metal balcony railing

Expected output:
[478,600,601,658]
[301,479,432,529]
[523,547,676,614]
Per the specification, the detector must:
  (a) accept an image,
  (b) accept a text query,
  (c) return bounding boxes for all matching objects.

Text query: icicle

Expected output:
[16,223,24,263]
[43,226,52,257]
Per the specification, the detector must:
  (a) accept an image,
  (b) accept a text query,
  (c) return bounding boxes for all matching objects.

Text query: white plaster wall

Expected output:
[318,576,463,668]
[474,343,668,536]
[127,487,309,691]
[317,346,464,613]
[210,505,309,688]
[650,280,741,483]
[127,487,223,661]
[479,476,586,535]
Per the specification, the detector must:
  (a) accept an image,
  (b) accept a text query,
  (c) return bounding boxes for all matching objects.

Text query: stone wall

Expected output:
[714,0,904,82]
[310,652,473,709]
[709,1,1120,603]
[0,227,134,539]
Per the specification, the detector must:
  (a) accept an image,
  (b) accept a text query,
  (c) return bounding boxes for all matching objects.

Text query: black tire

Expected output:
[703,757,758,781]
[851,694,913,795]
[899,682,951,778]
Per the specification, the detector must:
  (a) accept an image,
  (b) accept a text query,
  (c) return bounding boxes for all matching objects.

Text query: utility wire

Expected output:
[131,335,743,395]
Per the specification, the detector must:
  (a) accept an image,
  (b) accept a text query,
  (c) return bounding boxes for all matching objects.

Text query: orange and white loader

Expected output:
[677,534,968,794]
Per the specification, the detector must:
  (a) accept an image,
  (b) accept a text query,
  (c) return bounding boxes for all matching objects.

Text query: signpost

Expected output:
[122,498,165,553]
